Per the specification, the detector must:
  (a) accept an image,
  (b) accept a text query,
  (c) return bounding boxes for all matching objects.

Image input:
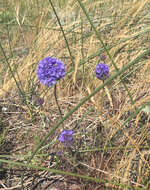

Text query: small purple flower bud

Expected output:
[95,63,109,81]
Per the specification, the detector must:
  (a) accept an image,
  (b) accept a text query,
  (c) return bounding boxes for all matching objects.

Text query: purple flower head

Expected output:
[37,56,66,87]
[58,130,74,147]
[95,63,109,81]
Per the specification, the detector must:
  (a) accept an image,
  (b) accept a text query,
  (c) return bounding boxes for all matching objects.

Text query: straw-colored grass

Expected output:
[0,0,150,189]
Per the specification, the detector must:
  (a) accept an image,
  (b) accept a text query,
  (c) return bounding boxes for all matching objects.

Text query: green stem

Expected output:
[54,84,63,119]
[80,15,85,86]
[0,43,33,120]
[6,24,13,57]
[0,158,145,190]
[76,0,135,105]
[48,0,74,66]
[0,43,23,97]
[77,145,150,153]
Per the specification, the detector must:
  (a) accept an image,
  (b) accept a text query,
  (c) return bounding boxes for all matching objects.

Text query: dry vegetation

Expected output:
[0,0,150,189]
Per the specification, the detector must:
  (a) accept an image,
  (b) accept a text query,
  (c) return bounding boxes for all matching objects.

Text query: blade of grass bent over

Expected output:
[0,158,146,190]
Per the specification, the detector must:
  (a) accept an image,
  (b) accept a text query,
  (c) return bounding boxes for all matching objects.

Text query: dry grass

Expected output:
[0,0,150,189]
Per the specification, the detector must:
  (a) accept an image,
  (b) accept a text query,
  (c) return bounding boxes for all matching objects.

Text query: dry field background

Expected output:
[0,0,150,189]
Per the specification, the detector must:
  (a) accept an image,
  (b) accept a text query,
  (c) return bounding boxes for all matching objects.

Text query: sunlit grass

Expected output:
[0,0,150,189]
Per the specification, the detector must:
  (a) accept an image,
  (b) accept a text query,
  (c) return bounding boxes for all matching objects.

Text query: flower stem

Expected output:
[0,42,33,119]
[54,84,63,119]
[48,0,74,67]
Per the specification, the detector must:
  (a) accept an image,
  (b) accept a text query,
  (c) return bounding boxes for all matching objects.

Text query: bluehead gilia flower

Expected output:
[58,130,74,147]
[95,63,109,81]
[37,56,66,87]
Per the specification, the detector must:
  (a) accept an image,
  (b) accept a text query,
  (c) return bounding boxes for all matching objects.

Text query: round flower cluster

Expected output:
[95,63,109,81]
[37,57,66,87]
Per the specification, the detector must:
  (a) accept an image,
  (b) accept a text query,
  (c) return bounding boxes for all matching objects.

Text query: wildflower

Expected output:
[95,63,109,81]
[58,130,74,147]
[37,56,66,87]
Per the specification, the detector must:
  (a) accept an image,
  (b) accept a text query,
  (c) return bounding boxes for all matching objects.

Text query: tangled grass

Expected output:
[0,0,150,189]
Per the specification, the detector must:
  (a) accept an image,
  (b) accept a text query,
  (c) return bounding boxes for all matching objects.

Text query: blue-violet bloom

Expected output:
[95,63,109,81]
[58,130,74,147]
[37,56,66,87]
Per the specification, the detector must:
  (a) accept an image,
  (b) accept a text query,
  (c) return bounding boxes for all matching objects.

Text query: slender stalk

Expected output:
[54,84,63,119]
[0,158,145,190]
[77,145,150,153]
[76,0,135,105]
[48,0,74,66]
[6,24,13,57]
[0,43,33,118]
[80,15,85,87]
[0,43,23,97]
